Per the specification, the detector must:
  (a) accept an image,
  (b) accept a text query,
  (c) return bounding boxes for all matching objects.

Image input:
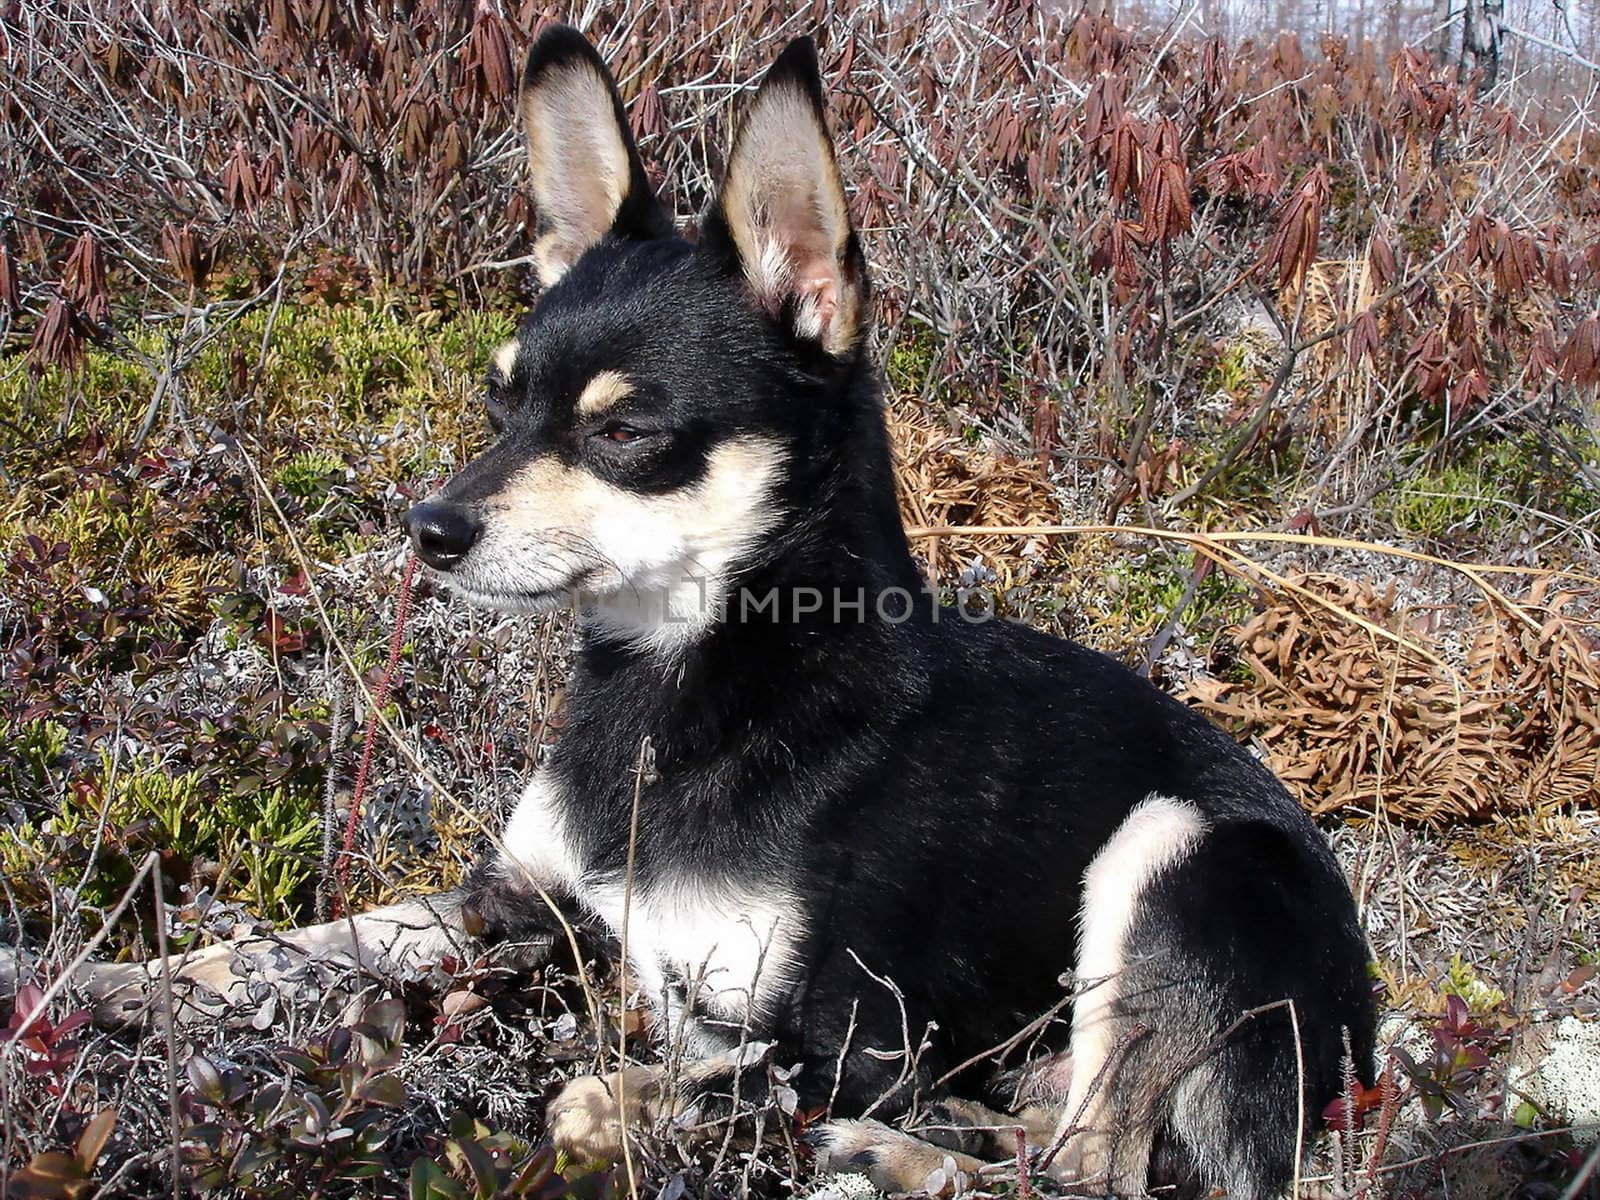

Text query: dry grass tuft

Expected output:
[887,403,1060,578]
[1186,573,1600,822]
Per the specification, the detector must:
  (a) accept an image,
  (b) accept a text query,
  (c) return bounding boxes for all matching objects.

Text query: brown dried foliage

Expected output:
[888,403,1059,576]
[1186,575,1600,822]
[1260,167,1329,291]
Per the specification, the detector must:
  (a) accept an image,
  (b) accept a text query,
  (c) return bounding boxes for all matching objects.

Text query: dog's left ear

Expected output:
[704,37,867,357]
[521,25,671,288]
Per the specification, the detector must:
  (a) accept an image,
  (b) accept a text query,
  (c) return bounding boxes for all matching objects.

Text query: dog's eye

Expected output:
[597,421,644,444]
[484,392,508,434]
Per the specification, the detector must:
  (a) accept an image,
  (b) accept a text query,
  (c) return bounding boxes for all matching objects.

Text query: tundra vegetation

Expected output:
[1,1,1598,1197]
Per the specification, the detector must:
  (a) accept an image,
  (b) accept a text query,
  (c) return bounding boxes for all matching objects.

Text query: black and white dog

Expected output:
[50,28,1375,1198]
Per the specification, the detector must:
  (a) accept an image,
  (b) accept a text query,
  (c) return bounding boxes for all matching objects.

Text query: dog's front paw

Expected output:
[810,1119,981,1196]
[545,1066,666,1165]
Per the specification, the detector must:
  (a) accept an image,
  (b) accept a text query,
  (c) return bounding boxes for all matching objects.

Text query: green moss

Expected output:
[1111,549,1253,639]
[885,321,941,396]
[1390,462,1511,539]
[1388,429,1600,541]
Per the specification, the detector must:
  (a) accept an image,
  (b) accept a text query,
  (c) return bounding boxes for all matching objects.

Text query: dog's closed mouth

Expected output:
[438,577,579,614]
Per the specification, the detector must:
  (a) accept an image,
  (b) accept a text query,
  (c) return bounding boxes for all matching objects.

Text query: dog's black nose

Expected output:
[404,501,482,570]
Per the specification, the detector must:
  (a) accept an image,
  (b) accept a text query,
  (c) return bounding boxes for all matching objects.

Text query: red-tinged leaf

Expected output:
[1368,234,1396,288]
[1139,155,1192,245]
[1286,508,1320,534]
[159,223,215,291]
[221,142,260,213]
[1545,248,1572,295]
[1083,72,1123,147]
[63,233,110,325]
[29,296,86,370]
[75,1109,117,1169]
[1260,167,1327,290]
[1523,327,1558,390]
[633,84,665,142]
[1558,312,1600,390]
[1561,964,1598,993]
[1107,116,1144,203]
[1348,308,1380,367]
[470,9,514,105]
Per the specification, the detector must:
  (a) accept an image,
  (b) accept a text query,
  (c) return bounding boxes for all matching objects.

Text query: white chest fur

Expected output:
[498,773,805,1030]
[585,877,802,1029]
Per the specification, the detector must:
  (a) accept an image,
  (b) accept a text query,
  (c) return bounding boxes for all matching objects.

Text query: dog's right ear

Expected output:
[520,25,670,287]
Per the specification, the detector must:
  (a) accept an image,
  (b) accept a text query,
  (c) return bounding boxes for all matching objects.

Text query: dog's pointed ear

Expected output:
[703,37,868,357]
[520,25,670,287]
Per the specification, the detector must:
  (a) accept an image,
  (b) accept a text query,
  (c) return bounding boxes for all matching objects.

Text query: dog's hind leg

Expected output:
[1047,800,1374,1199]
[1131,818,1372,1199]
[1044,795,1207,1196]
[811,1119,988,1193]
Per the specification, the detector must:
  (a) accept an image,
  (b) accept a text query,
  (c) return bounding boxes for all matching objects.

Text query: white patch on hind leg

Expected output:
[1053,794,1207,1187]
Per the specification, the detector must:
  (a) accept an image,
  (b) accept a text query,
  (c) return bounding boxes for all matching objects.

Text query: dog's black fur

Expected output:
[410,28,1374,1197]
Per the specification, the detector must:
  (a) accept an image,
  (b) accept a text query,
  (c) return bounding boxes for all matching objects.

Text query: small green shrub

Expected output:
[276,449,347,503]
[1391,463,1511,539]
[1388,428,1600,542]
[1113,550,1253,639]
[0,717,68,807]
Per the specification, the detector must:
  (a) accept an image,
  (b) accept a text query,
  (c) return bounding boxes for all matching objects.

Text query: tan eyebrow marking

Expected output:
[575,369,634,417]
[491,339,519,379]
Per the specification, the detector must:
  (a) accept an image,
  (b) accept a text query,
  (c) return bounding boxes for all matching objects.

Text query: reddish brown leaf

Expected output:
[29,296,85,370]
[1260,167,1328,289]
[62,233,109,325]
[1348,309,1380,367]
[1558,312,1600,391]
[0,242,19,312]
